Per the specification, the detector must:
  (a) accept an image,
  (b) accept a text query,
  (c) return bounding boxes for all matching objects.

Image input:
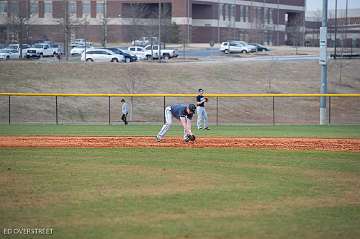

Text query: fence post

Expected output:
[55,96,58,125]
[8,95,10,125]
[328,96,331,125]
[130,96,133,121]
[272,96,275,125]
[163,96,166,123]
[108,96,111,125]
[216,96,219,126]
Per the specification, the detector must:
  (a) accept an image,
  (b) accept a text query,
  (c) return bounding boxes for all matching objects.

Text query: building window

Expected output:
[228,4,231,20]
[242,6,247,22]
[83,2,90,15]
[232,5,236,20]
[222,4,226,21]
[0,1,7,13]
[96,2,103,15]
[44,1,51,14]
[69,1,76,14]
[30,1,38,16]
[239,6,243,22]
[8,1,19,16]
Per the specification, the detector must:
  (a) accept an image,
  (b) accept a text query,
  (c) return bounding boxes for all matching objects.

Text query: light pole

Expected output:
[319,0,328,125]
[64,0,70,61]
[334,0,337,59]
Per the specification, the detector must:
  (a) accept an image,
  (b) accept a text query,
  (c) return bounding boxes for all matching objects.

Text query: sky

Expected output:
[306,0,360,11]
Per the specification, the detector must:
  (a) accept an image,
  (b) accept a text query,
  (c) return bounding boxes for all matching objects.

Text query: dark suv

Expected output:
[106,48,137,63]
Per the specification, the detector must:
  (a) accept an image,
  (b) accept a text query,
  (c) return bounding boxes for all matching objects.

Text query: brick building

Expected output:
[0,0,305,45]
[305,9,360,49]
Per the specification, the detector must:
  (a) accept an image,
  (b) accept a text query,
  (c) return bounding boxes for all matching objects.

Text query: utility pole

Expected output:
[217,0,220,43]
[187,0,190,46]
[103,0,107,47]
[277,0,280,45]
[319,0,328,125]
[64,0,70,61]
[158,0,161,63]
[345,0,349,47]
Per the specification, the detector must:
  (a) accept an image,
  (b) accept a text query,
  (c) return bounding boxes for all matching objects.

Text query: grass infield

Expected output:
[0,124,359,238]
[0,124,360,138]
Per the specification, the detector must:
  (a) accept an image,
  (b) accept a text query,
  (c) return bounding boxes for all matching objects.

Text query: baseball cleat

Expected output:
[204,127,210,130]
[155,135,161,142]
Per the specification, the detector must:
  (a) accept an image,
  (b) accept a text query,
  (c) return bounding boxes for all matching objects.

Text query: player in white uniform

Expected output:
[156,103,196,142]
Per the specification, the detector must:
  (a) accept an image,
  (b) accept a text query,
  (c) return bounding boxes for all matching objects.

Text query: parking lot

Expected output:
[0,39,326,65]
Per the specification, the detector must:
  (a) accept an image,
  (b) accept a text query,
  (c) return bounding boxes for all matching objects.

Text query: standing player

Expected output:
[156,103,196,142]
[196,88,209,130]
[120,99,129,125]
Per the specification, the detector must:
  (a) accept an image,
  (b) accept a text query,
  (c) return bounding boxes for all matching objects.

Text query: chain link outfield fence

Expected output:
[0,93,359,125]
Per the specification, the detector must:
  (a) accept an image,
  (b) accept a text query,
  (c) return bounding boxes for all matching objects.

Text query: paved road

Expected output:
[179,48,319,62]
[28,47,319,64]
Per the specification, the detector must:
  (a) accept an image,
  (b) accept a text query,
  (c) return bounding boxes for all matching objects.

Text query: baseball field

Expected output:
[1,124,360,238]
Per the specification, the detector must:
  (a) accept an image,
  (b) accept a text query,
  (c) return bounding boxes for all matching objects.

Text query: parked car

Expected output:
[70,45,93,56]
[7,44,31,57]
[0,48,20,60]
[50,43,61,55]
[143,45,178,60]
[131,37,158,47]
[249,43,270,52]
[26,43,55,58]
[8,43,31,56]
[71,39,91,48]
[80,48,124,62]
[127,46,147,60]
[106,48,137,63]
[220,41,257,54]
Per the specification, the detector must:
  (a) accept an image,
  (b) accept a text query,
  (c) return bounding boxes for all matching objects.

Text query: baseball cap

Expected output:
[188,104,196,113]
[198,88,204,93]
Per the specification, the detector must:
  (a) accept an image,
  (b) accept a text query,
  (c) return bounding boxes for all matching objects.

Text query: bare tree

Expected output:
[248,6,265,43]
[6,0,30,58]
[126,3,157,42]
[287,14,304,54]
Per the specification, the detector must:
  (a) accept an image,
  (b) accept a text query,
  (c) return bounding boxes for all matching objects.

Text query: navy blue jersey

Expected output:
[170,104,193,120]
[196,95,205,107]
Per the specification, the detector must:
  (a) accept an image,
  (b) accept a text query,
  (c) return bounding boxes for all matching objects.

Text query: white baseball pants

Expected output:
[196,106,208,129]
[157,106,189,139]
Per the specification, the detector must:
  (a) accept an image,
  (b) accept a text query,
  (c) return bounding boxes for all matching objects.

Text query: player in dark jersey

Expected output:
[196,88,209,130]
[156,103,196,142]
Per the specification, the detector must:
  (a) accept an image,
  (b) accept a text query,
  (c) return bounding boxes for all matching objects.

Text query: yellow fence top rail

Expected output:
[0,93,360,97]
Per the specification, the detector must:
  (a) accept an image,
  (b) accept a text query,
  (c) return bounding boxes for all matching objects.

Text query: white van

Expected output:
[81,48,124,62]
[220,41,257,54]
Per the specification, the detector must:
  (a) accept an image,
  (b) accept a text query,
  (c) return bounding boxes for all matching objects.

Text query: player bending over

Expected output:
[156,103,196,142]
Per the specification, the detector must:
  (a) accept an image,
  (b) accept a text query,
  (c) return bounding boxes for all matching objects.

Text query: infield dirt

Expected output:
[1,136,359,152]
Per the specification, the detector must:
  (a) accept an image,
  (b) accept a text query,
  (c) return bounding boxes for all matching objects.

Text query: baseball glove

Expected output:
[205,97,209,102]
[184,134,196,143]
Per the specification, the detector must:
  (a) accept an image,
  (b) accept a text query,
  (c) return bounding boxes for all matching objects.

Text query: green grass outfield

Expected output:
[0,125,360,238]
[0,124,360,138]
[1,148,360,239]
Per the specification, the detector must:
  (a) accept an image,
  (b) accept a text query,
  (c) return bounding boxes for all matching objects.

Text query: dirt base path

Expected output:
[0,136,359,152]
